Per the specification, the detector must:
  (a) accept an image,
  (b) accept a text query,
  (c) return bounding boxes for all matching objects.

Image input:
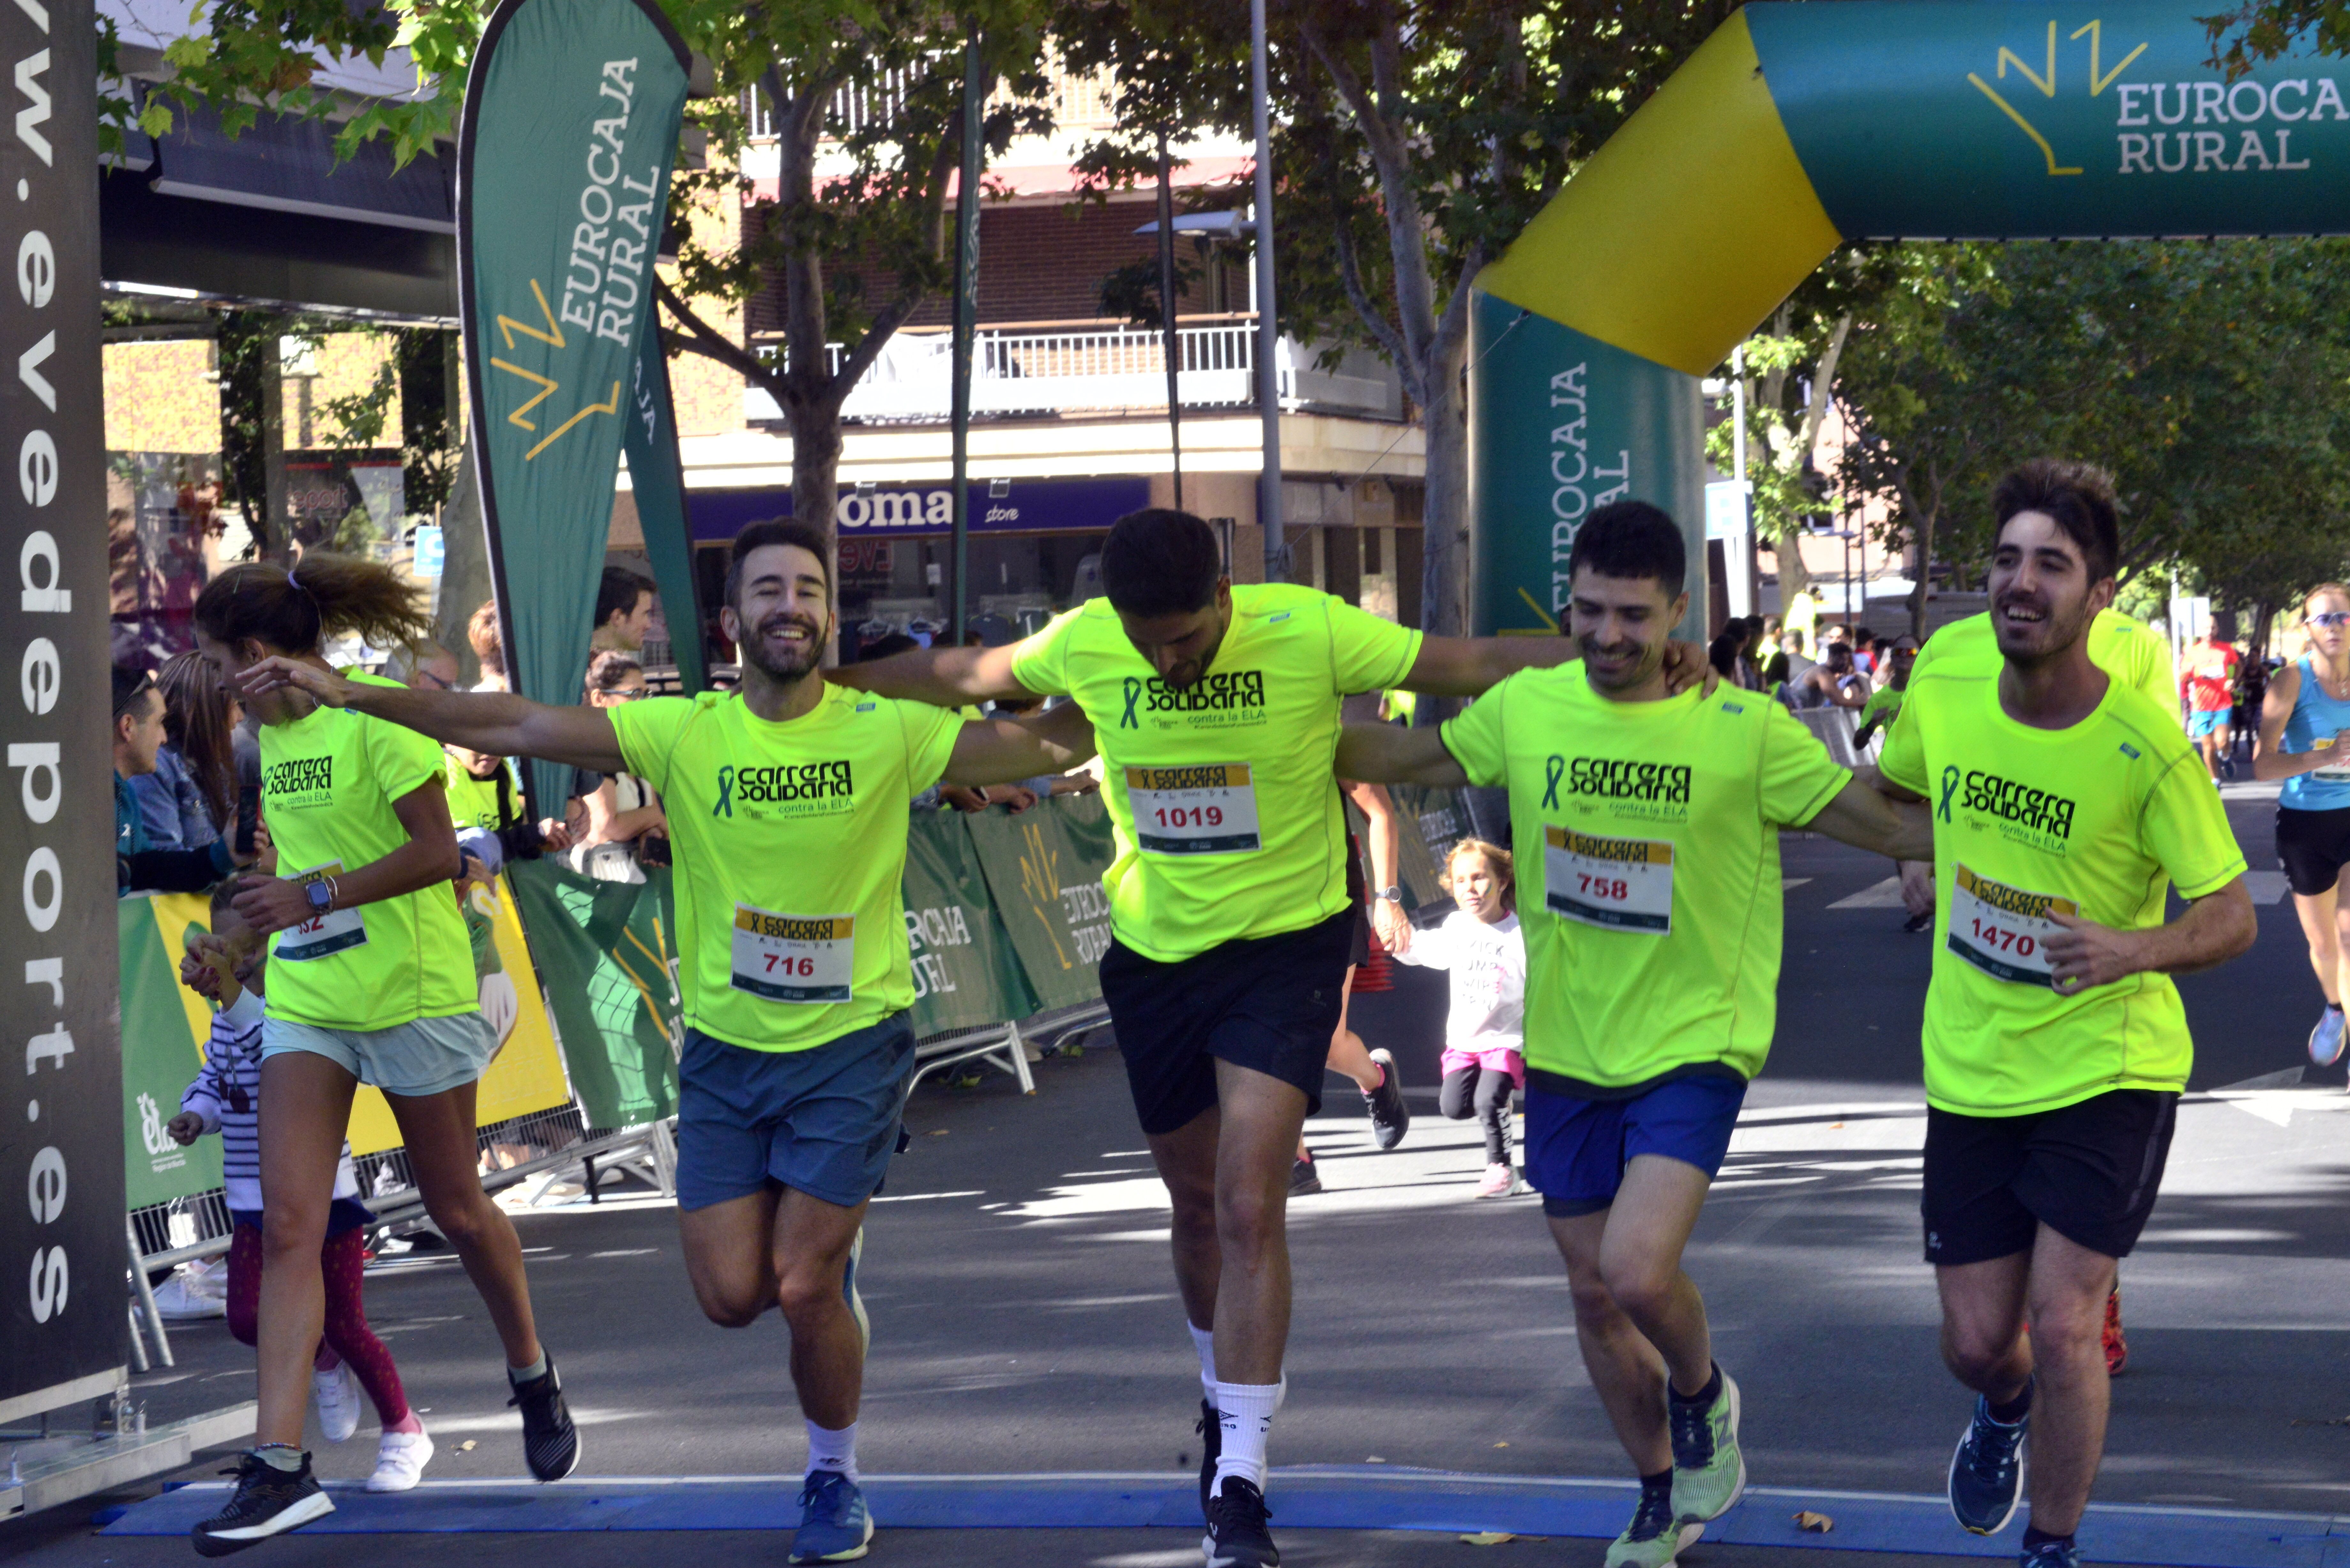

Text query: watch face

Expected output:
[306,881,331,909]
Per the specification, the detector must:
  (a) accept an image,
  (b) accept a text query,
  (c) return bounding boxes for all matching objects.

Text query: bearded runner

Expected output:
[1333,502,1931,1568]
[1876,461,2252,1568]
[235,519,1095,1568]
[832,507,1715,1568]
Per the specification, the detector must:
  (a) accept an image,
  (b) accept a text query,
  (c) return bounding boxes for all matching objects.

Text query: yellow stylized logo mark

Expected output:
[486,278,624,461]
[1016,820,1073,970]
[1968,18,2147,178]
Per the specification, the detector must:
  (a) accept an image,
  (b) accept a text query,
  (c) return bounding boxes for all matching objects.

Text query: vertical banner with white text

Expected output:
[0,0,126,1415]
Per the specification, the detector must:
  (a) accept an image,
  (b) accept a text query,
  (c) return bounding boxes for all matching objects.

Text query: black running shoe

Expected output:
[509,1356,581,1481]
[1947,1395,2027,1535]
[1362,1049,1410,1150]
[2020,1536,2079,1568]
[1196,1397,1222,1519]
[1203,1475,1279,1568]
[191,1450,334,1557]
[1903,911,1933,933]
[1288,1155,1322,1196]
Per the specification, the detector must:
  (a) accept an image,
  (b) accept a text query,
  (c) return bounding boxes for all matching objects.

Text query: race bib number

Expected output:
[274,862,367,962]
[731,904,854,1004]
[1125,764,1262,855]
[1947,863,2073,986]
[1544,826,1673,934]
[2310,734,2350,780]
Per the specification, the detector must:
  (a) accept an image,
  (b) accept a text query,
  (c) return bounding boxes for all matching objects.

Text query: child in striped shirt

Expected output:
[171,883,434,1492]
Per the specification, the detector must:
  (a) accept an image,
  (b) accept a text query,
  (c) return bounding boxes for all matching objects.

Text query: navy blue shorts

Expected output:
[675,1013,917,1212]
[1525,1073,1749,1217]
[1097,908,1354,1135]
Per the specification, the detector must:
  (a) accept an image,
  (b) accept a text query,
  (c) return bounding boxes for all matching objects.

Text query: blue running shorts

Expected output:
[1525,1072,1749,1217]
[675,1013,916,1212]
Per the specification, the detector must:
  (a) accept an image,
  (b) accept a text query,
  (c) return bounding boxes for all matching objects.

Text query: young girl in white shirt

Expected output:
[1395,839,1526,1197]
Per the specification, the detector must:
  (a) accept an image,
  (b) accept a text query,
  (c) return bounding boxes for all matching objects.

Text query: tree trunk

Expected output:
[1906,505,1936,642]
[1775,527,1812,604]
[1419,348,1469,639]
[217,310,289,560]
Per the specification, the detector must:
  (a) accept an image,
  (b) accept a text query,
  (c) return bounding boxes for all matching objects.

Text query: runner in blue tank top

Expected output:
[2255,582,2350,1066]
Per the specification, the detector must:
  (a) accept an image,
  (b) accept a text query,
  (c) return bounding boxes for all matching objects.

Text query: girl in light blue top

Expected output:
[2255,582,2350,1066]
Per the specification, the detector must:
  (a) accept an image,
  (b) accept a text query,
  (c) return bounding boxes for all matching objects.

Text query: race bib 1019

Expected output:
[1125,764,1262,855]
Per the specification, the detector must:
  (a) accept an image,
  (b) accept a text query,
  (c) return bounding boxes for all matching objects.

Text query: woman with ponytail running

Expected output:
[2256,582,2350,1069]
[186,557,577,1557]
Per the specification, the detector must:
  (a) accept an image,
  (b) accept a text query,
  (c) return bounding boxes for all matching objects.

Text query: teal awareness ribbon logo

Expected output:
[713,765,735,818]
[1120,677,1142,729]
[1937,765,1960,823]
[1542,755,1565,810]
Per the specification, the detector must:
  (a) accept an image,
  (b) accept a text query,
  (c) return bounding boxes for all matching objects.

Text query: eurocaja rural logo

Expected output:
[710,761,855,818]
[1117,670,1268,729]
[262,756,335,809]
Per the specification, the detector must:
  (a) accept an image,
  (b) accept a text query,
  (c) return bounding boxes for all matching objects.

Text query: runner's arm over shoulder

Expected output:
[1334,722,1467,788]
[233,657,626,772]
[1800,777,1934,861]
[940,702,1097,788]
[829,642,1037,706]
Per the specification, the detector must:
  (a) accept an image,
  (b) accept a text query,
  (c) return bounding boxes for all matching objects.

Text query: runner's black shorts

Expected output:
[2276,804,2350,896]
[1097,908,1355,1135]
[1921,1089,2177,1266]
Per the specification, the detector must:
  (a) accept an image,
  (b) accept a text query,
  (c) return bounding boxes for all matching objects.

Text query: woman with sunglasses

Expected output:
[2255,583,2350,1067]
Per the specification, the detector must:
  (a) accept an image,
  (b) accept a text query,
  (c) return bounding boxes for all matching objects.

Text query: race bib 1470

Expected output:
[1545,826,1673,934]
[1947,863,2074,986]
[731,904,854,1004]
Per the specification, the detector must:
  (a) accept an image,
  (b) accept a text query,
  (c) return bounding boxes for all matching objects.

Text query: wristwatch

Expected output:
[1376,885,1404,904]
[304,879,335,916]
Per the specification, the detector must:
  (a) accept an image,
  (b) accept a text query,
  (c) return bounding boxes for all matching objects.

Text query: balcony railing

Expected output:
[742,319,1402,425]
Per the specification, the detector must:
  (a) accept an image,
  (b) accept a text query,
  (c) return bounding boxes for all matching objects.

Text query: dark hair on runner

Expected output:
[1566,500,1685,595]
[724,519,832,612]
[596,565,656,627]
[156,650,238,830]
[111,664,155,722]
[1099,509,1223,617]
[467,600,504,678]
[1991,458,2119,583]
[195,555,436,657]
[584,649,642,694]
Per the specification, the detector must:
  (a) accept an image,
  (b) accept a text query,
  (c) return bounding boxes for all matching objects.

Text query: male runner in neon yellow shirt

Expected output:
[236,520,1093,1566]
[1334,501,1931,1568]
[832,507,1657,1568]
[1912,605,2176,717]
[1876,460,2253,1568]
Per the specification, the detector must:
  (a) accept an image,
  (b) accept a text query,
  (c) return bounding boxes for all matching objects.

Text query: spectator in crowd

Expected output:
[133,649,239,852]
[114,665,246,894]
[468,600,507,692]
[1786,641,1866,711]
[591,566,658,653]
[2181,626,2241,780]
[386,640,461,692]
[567,651,669,878]
[1854,634,1919,750]
[1708,624,1746,685]
[1735,617,1767,689]
[1765,625,1811,688]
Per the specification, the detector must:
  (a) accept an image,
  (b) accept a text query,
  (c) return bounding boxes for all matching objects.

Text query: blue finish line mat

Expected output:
[100,1468,2350,1566]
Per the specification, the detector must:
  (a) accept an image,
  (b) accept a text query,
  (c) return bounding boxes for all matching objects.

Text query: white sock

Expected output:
[1189,1321,1217,1399]
[1212,1380,1280,1491]
[805,1419,858,1482]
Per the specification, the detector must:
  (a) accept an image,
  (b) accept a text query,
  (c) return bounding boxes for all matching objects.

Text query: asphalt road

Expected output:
[10,779,2348,1567]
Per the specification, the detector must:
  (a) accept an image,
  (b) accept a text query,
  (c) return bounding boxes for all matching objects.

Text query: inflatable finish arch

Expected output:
[1470,1,2350,636]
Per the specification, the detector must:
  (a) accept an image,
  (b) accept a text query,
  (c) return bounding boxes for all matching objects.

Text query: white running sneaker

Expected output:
[367,1427,435,1493]
[312,1360,362,1444]
[1476,1163,1514,1198]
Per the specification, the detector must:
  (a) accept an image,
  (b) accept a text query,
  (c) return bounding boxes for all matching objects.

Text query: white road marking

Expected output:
[2244,870,2291,904]
[871,1189,985,1203]
[1782,878,1812,891]
[1827,877,1908,909]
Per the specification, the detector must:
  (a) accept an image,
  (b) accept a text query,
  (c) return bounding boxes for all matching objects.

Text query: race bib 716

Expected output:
[731,904,854,1004]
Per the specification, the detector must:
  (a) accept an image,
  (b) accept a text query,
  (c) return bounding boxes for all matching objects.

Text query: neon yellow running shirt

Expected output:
[1880,664,2244,1117]
[259,672,476,1029]
[1912,609,2176,715]
[1441,670,1849,1094]
[441,756,511,832]
[611,685,962,1052]
[1009,584,1422,963]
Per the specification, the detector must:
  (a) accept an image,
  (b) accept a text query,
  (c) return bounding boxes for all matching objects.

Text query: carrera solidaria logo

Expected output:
[1950,767,2076,842]
[1119,669,1267,728]
[1542,755,1692,810]
[713,760,854,817]
[263,756,334,804]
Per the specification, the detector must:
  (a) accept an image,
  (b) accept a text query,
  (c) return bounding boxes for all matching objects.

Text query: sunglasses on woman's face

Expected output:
[2309,612,2350,629]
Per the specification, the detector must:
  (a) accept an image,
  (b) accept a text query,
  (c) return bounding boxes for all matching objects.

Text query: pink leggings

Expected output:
[225,1223,410,1428]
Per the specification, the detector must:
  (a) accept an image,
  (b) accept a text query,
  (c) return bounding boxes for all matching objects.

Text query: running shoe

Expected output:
[311,1359,361,1444]
[508,1356,581,1481]
[1605,1487,1704,1568]
[1363,1050,1410,1150]
[2020,1536,2080,1568]
[1288,1155,1322,1196]
[191,1450,334,1556]
[2311,1005,2346,1068]
[1903,911,1934,933]
[1196,1397,1221,1519]
[1203,1474,1279,1568]
[1476,1163,1514,1198]
[843,1226,870,1356]
[2103,1287,2128,1377]
[789,1469,874,1563]
[1667,1370,1745,1525]
[366,1428,434,1493]
[1947,1395,2028,1535]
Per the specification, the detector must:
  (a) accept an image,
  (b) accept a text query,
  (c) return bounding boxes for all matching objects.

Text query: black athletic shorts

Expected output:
[1921,1089,2178,1266]
[2276,805,2350,897]
[1097,908,1355,1135]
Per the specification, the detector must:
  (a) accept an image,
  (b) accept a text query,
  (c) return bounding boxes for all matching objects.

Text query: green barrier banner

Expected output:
[625,324,706,693]
[506,861,682,1128]
[117,899,224,1210]
[963,797,1118,1014]
[1469,291,1704,638]
[902,812,1038,1037]
[458,0,692,814]
[1747,2,2350,242]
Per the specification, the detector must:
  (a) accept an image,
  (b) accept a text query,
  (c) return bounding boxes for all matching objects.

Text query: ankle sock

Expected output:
[1639,1466,1672,1504]
[2023,1526,2073,1552]
[1988,1378,2034,1425]
[254,1444,302,1473]
[1211,1380,1280,1491]
[805,1419,859,1482]
[508,1351,549,1386]
[1669,1362,1722,1409]
[1188,1321,1217,1398]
